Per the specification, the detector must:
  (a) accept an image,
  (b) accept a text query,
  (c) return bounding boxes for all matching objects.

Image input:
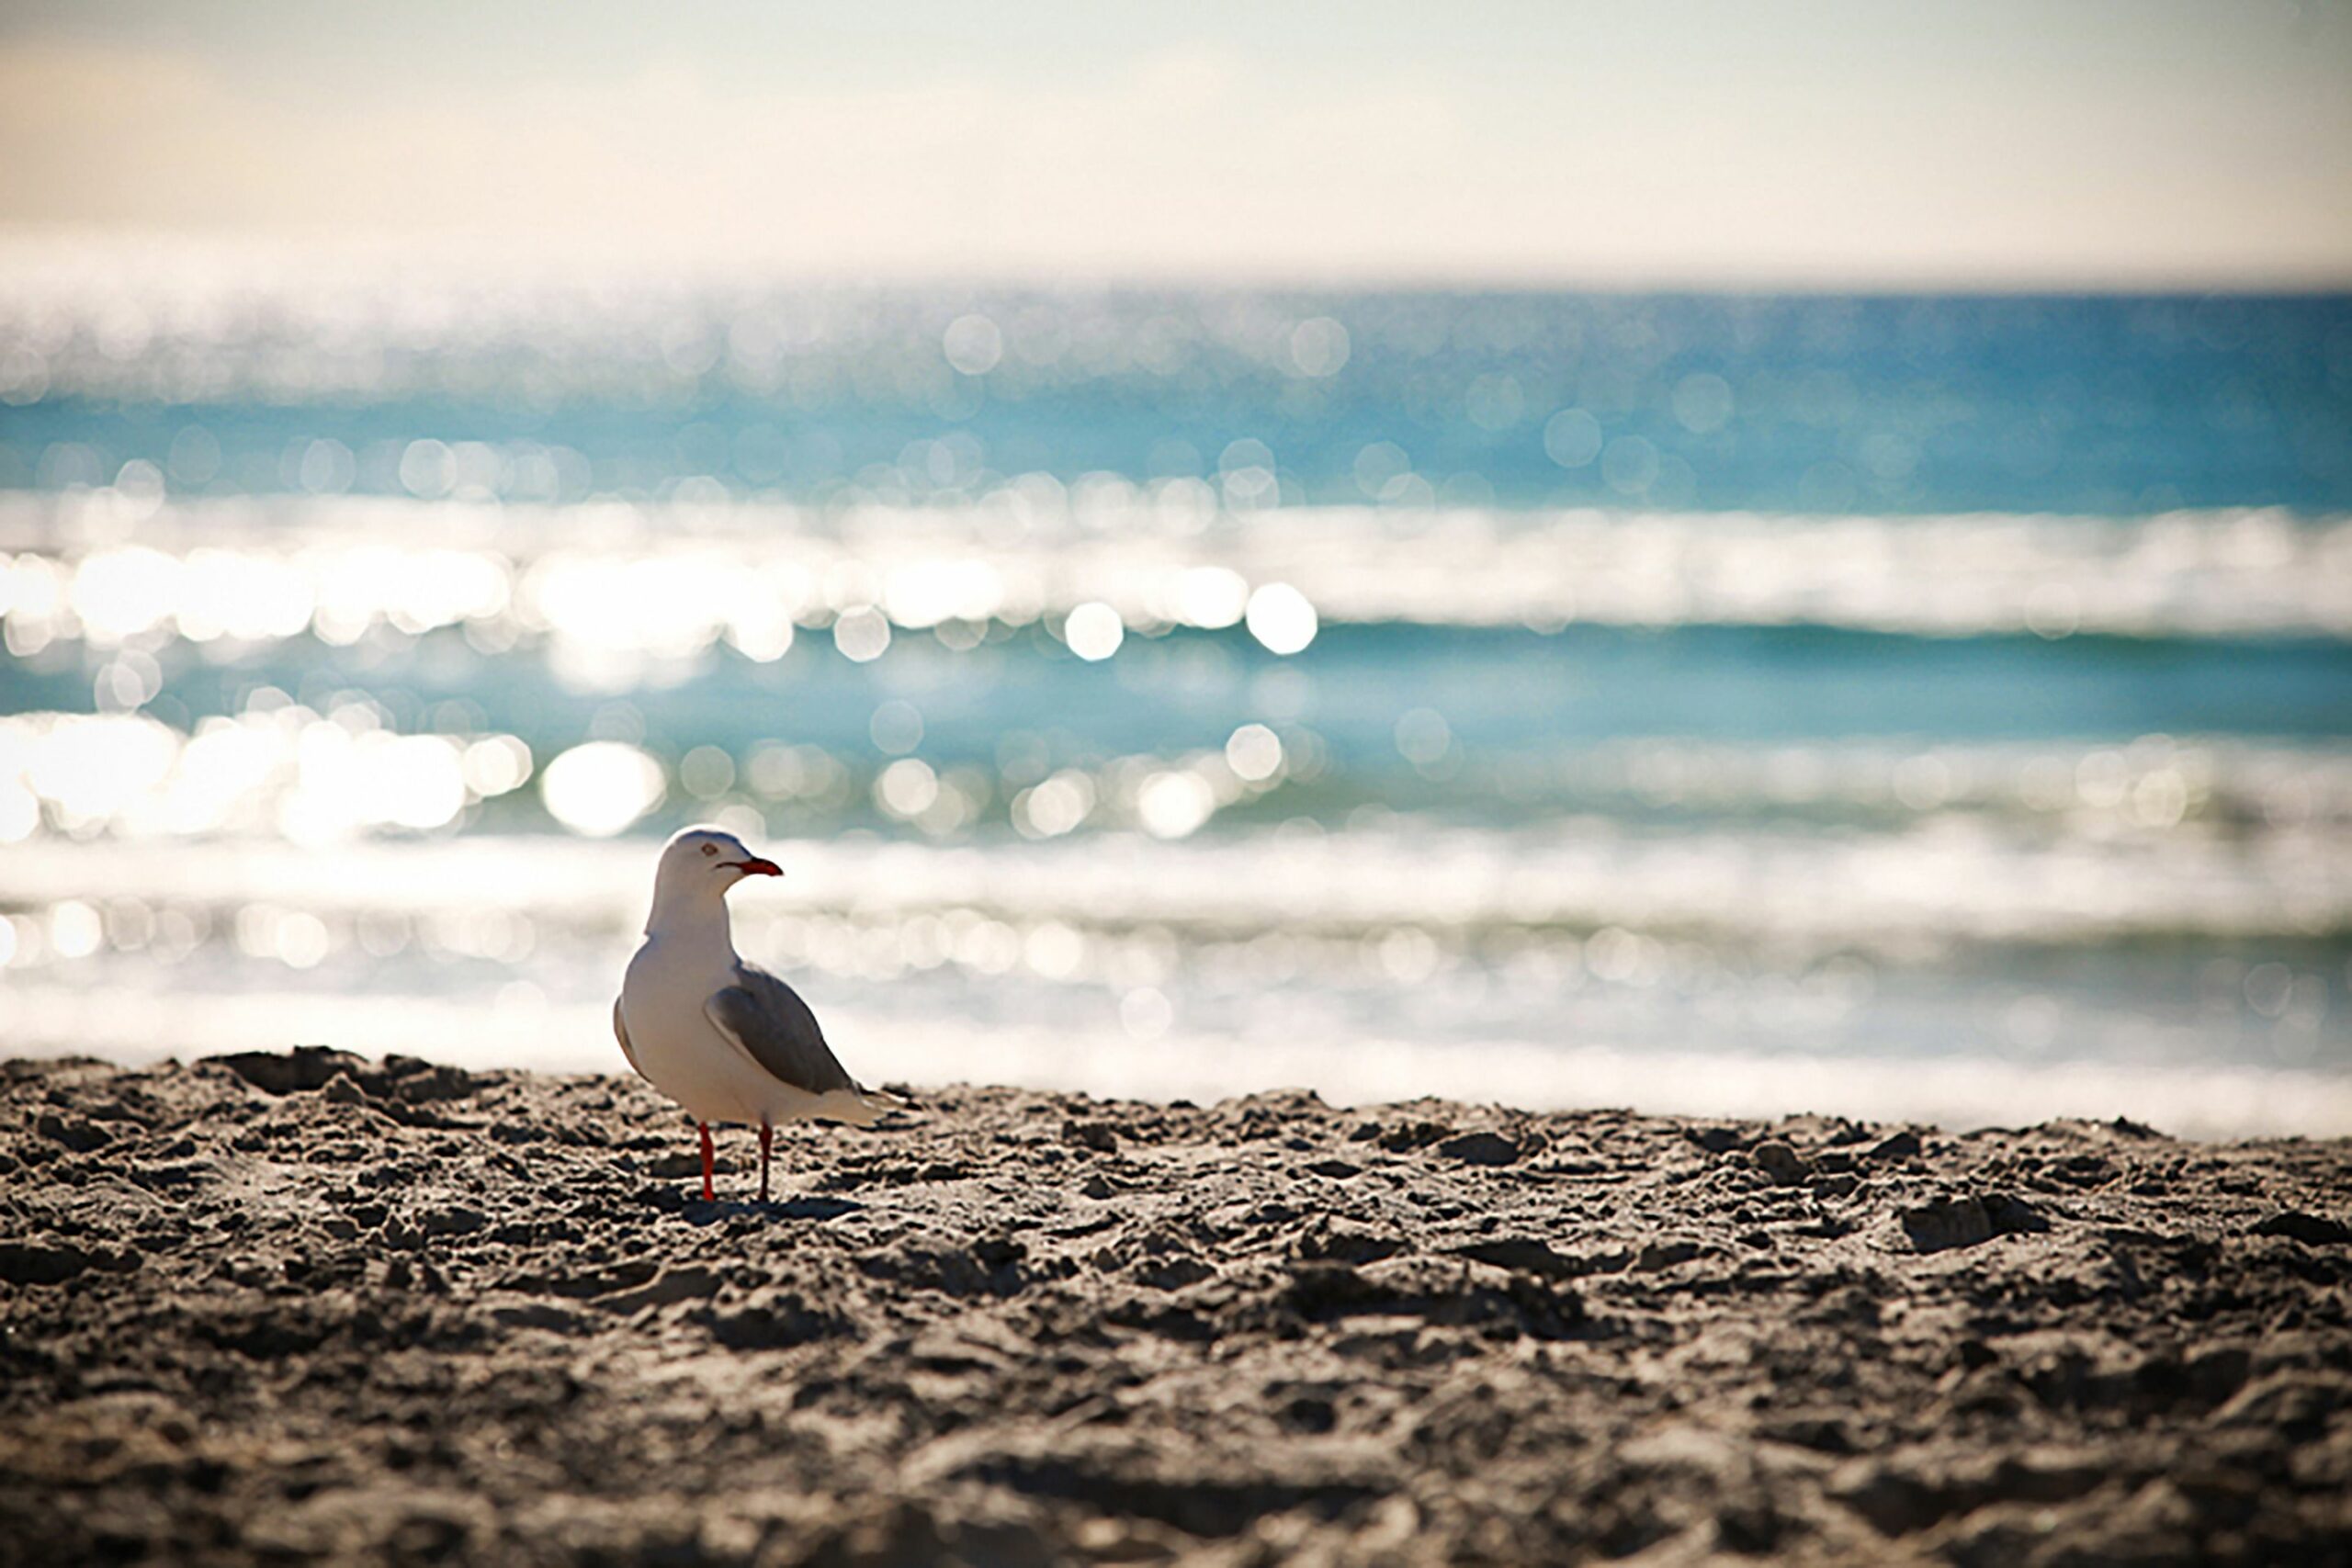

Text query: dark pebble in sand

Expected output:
[1434,1131,1521,1166]
[1900,1196,1993,1253]
[1750,1141,1809,1186]
[209,1044,368,1095]
[1636,1238,1705,1271]
[0,1241,91,1286]
[1900,1190,2051,1253]
[1062,1120,1120,1153]
[32,1113,111,1153]
[2255,1211,2351,1247]
[1867,1130,1923,1162]
[1295,1218,1406,1265]
[421,1206,487,1239]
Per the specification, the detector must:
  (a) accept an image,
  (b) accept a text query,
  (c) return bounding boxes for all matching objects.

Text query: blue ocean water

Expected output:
[7,289,2350,513]
[3,268,2348,1132]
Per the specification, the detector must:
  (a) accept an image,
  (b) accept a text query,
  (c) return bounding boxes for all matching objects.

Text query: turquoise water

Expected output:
[3,275,2348,1132]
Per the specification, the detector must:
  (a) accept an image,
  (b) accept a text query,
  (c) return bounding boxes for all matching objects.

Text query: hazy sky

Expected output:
[3,0,2348,286]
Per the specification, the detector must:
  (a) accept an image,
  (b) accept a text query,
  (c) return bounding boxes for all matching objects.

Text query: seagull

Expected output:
[615,825,888,1202]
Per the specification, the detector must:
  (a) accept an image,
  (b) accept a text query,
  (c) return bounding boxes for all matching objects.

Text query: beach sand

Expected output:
[3,1047,2348,1565]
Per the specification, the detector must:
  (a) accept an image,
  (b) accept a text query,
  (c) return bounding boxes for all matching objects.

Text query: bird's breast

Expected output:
[618,939,763,1122]
[622,940,732,1055]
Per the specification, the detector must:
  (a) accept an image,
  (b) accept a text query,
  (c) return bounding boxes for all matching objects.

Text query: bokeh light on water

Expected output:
[2,264,2349,1132]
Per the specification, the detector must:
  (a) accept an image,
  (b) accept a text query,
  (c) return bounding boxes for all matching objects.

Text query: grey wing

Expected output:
[612,998,644,1077]
[705,961,862,1098]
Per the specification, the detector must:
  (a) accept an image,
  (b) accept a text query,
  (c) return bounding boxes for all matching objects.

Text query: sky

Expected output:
[2,0,2348,287]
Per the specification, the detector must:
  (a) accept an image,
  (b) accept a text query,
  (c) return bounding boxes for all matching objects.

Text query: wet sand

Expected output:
[3,1046,2349,1565]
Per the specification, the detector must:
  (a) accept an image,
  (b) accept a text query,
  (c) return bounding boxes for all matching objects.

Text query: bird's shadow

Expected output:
[654,1191,865,1225]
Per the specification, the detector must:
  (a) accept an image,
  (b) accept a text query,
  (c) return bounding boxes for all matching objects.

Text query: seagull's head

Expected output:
[656,825,783,899]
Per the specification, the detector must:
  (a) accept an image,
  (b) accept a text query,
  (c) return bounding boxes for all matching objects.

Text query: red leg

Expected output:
[697,1121,716,1202]
[760,1120,773,1202]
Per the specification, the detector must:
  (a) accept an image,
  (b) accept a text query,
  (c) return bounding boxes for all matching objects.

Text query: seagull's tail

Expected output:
[861,1084,918,1114]
[804,1085,917,1126]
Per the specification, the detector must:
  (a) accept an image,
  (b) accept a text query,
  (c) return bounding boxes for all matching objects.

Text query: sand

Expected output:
[2,1046,2348,1566]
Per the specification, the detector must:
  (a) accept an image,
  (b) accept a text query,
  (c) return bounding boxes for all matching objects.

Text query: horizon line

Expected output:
[3,227,2349,299]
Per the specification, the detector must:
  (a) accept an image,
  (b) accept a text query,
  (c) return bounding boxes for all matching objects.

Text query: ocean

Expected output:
[4,261,2348,1134]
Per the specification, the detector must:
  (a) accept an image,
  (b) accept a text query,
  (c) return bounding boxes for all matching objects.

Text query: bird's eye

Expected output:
[701,843,718,857]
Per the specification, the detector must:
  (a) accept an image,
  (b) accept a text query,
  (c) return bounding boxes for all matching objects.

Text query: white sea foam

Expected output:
[6,806,2346,964]
[4,494,2349,643]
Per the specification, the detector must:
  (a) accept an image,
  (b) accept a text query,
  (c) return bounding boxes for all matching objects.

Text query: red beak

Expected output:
[729,858,784,877]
